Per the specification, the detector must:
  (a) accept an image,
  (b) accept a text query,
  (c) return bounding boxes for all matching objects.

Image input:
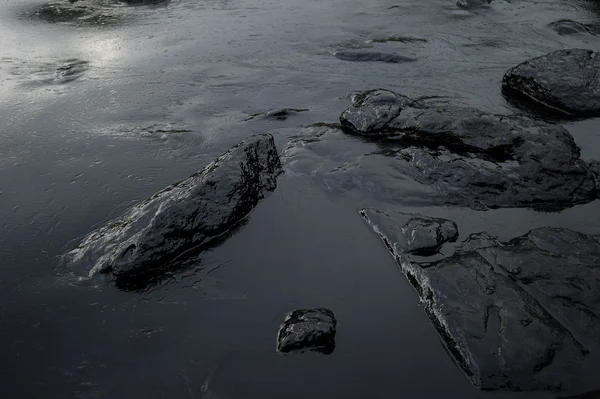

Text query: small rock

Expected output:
[503,49,600,119]
[54,59,89,84]
[277,308,337,354]
[367,35,427,44]
[456,0,492,9]
[29,0,121,25]
[360,208,458,256]
[245,108,309,121]
[333,50,416,63]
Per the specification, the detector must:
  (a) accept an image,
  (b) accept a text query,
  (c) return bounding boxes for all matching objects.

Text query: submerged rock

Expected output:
[338,89,597,210]
[63,134,282,281]
[359,208,458,256]
[245,108,309,121]
[333,50,416,63]
[53,59,89,84]
[277,308,337,354]
[456,0,491,9]
[549,20,600,36]
[503,49,600,119]
[366,35,427,44]
[29,0,122,25]
[364,217,599,391]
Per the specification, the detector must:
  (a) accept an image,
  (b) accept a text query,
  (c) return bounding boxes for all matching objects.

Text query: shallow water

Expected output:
[2,0,600,397]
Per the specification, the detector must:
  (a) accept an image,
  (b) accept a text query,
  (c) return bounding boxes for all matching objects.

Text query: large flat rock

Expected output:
[362,209,600,391]
[332,89,598,210]
[502,49,600,119]
[63,134,282,282]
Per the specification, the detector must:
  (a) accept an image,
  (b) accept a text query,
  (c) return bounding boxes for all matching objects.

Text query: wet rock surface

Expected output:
[366,35,427,44]
[503,49,600,119]
[63,134,282,282]
[456,0,492,9]
[364,215,600,391]
[549,20,600,36]
[26,0,165,24]
[333,50,416,63]
[359,208,458,256]
[245,108,309,121]
[277,308,337,354]
[338,89,598,210]
[52,59,90,84]
[28,0,123,25]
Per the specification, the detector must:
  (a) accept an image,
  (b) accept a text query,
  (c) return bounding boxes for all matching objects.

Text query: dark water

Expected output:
[2,0,600,397]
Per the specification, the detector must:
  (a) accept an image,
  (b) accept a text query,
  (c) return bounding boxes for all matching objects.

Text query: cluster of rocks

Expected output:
[53,1,600,391]
[281,46,600,389]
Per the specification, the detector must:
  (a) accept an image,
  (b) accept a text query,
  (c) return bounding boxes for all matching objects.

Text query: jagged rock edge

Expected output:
[359,209,477,383]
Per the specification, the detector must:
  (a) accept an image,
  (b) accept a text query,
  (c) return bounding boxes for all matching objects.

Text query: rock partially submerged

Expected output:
[277,308,337,354]
[503,49,600,119]
[359,208,458,256]
[363,213,600,391]
[456,0,491,9]
[333,50,416,63]
[245,108,309,121]
[549,20,600,36]
[338,89,597,210]
[28,0,123,25]
[63,134,282,282]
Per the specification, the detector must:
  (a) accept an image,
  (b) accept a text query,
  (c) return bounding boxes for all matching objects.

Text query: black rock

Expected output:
[367,35,427,44]
[245,108,309,121]
[549,20,600,36]
[32,1,97,22]
[502,49,600,119]
[338,89,597,210]
[456,0,492,9]
[63,134,282,282]
[364,218,599,391]
[359,208,458,256]
[333,50,416,63]
[277,308,337,354]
